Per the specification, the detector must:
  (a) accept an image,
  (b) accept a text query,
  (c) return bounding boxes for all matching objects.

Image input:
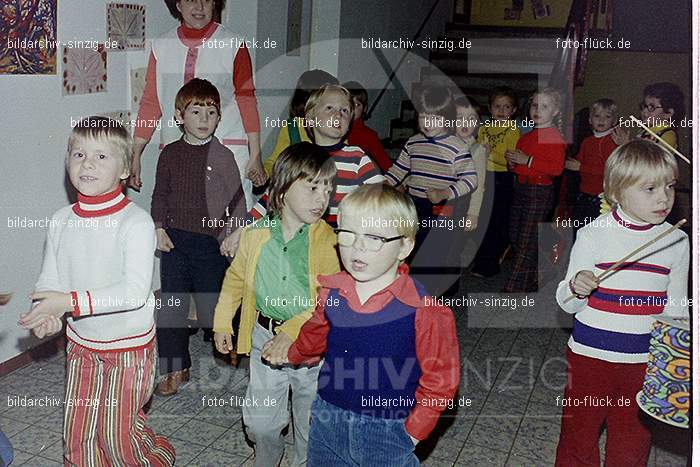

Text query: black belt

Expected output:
[257,312,283,332]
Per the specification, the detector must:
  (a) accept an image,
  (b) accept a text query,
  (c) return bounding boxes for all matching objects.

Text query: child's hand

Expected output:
[612,127,632,146]
[261,332,293,366]
[565,158,581,171]
[129,157,142,191]
[463,214,478,231]
[156,229,174,252]
[32,316,63,339]
[19,291,71,329]
[569,270,599,297]
[246,158,268,187]
[426,188,448,204]
[214,332,234,354]
[505,149,529,165]
[220,228,242,258]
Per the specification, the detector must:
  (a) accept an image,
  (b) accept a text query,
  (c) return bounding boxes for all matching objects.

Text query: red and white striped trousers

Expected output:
[64,340,176,466]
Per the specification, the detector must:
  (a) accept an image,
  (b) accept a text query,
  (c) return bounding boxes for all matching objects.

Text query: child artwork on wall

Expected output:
[0,0,58,74]
[62,45,107,95]
[102,110,131,128]
[107,3,145,51]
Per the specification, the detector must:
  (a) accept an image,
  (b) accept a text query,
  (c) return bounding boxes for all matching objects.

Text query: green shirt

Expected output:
[255,216,311,321]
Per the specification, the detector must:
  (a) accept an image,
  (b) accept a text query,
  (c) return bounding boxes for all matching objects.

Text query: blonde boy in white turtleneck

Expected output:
[18,116,175,466]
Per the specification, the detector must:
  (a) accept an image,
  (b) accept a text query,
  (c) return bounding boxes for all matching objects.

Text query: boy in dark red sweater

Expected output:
[266,184,460,466]
[151,78,247,395]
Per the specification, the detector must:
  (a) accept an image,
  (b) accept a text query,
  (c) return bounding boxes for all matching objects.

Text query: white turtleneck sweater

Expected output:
[556,208,689,363]
[34,188,157,351]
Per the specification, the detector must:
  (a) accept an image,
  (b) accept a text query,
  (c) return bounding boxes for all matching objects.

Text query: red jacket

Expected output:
[513,127,566,185]
[575,133,617,195]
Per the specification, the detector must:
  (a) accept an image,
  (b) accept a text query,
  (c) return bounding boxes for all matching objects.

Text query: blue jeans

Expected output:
[308,396,419,467]
[0,429,13,466]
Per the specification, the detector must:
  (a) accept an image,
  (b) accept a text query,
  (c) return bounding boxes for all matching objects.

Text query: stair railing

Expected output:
[366,0,443,119]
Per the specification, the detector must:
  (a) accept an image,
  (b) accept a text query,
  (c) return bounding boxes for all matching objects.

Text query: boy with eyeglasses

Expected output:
[613,82,684,150]
[265,184,460,466]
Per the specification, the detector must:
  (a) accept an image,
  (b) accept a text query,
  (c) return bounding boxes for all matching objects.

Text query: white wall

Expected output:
[0,0,175,363]
[255,0,313,156]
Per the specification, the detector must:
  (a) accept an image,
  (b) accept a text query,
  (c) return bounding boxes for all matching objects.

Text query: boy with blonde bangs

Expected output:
[152,77,247,396]
[555,140,689,466]
[566,98,619,231]
[269,184,460,466]
[214,142,340,467]
[19,116,175,466]
[244,84,384,230]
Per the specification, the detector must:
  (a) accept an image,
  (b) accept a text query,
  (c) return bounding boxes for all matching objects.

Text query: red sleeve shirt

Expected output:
[575,133,618,195]
[512,127,566,184]
[288,264,461,440]
[133,51,162,141]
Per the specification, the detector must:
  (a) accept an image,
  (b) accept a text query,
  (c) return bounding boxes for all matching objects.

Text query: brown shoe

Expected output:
[155,368,190,396]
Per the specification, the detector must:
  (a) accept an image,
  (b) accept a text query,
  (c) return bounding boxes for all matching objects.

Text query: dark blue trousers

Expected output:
[157,228,229,374]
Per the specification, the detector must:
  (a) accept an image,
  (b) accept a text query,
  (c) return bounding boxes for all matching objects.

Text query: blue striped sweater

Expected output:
[385,133,477,199]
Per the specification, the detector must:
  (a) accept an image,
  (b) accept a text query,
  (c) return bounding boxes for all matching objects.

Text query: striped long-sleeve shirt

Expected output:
[251,143,384,227]
[384,134,477,199]
[556,208,689,363]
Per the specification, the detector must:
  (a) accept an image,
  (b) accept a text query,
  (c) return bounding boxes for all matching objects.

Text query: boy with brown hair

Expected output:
[151,77,247,395]
[385,85,478,295]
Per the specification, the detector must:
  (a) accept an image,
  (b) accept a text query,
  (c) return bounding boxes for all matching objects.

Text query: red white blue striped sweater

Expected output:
[556,208,689,363]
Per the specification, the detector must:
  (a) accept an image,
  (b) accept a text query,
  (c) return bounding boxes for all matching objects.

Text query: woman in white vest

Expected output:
[130,0,265,209]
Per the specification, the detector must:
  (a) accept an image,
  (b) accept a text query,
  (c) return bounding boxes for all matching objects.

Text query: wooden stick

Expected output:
[564,219,687,303]
[629,115,691,165]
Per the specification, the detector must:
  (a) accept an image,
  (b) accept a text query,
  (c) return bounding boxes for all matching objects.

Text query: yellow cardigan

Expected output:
[212,219,340,355]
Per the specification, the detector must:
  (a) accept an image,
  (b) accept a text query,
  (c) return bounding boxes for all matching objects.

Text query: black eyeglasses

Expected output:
[334,229,404,252]
[639,102,663,113]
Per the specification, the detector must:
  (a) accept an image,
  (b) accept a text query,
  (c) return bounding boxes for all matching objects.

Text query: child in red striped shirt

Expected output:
[222,84,384,256]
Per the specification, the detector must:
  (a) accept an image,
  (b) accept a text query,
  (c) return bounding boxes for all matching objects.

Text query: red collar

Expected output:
[318,263,422,312]
[177,21,218,48]
[612,208,654,231]
[73,187,130,218]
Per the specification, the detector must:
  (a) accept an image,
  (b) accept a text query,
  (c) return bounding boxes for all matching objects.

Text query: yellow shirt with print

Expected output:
[477,123,521,172]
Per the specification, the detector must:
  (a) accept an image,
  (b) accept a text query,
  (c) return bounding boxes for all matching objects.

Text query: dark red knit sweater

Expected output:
[151,137,246,240]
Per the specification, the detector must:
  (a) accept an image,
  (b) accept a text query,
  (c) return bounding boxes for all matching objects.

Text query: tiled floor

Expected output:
[0,263,691,466]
